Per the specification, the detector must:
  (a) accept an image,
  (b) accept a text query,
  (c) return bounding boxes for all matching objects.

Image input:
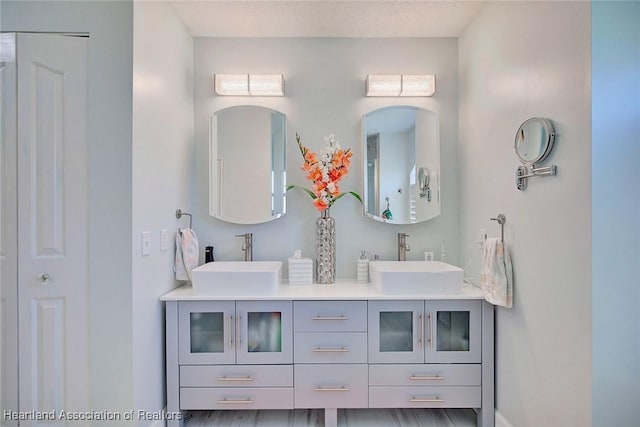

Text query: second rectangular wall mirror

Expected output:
[362,106,440,224]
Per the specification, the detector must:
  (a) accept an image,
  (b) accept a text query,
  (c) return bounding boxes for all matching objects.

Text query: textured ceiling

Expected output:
[169,0,486,38]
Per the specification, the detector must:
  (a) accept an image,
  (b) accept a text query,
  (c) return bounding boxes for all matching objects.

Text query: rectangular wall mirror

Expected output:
[362,106,440,224]
[209,105,287,224]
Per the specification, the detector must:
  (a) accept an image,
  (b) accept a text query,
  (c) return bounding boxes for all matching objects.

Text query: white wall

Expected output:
[194,38,459,272]
[458,2,591,426]
[592,2,640,425]
[1,1,135,422]
[132,2,193,424]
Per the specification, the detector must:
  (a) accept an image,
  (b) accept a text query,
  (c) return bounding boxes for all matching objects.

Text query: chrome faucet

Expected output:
[235,233,253,261]
[398,233,411,261]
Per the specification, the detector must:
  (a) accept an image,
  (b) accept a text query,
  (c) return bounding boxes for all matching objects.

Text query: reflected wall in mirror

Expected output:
[209,106,286,224]
[362,106,440,224]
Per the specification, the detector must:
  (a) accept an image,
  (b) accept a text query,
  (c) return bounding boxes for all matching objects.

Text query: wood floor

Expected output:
[184,409,478,426]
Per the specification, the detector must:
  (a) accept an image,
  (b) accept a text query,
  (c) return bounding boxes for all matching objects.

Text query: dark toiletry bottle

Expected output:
[205,246,215,263]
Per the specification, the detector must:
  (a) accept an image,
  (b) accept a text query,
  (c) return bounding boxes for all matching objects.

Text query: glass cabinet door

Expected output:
[236,300,293,364]
[368,300,424,363]
[178,301,236,365]
[425,299,481,363]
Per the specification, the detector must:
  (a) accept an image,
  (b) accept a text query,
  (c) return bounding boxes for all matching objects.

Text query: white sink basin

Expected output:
[369,261,463,295]
[190,261,282,295]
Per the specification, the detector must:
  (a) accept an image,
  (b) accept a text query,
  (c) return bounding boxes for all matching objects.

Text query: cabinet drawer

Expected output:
[369,364,481,386]
[294,332,367,363]
[180,387,293,410]
[294,364,368,408]
[369,386,481,408]
[180,365,293,387]
[294,301,367,332]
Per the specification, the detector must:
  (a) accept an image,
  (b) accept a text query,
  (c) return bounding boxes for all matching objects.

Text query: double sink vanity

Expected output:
[161,261,495,427]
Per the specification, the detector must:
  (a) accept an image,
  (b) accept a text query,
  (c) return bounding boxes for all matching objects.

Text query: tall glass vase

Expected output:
[315,208,336,284]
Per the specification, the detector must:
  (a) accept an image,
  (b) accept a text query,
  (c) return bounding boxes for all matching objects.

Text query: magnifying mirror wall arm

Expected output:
[516,164,557,191]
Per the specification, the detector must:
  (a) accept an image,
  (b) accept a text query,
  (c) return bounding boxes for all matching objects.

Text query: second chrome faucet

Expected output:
[236,233,253,261]
[398,232,410,261]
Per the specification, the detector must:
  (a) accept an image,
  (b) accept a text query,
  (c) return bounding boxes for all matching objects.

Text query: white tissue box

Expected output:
[288,257,313,285]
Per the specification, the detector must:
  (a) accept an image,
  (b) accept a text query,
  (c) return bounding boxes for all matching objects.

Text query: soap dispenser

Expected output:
[205,246,215,263]
[357,250,369,283]
[440,240,447,263]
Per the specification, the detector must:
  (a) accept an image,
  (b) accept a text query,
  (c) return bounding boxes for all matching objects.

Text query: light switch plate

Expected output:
[142,231,152,256]
[160,229,168,251]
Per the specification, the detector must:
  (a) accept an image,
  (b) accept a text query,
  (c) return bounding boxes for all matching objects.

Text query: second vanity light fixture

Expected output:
[214,74,284,96]
[365,74,435,97]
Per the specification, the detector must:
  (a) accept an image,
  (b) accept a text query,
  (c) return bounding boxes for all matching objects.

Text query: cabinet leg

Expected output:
[324,408,337,427]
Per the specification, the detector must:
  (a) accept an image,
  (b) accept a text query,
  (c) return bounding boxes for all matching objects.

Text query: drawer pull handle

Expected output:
[410,397,445,403]
[217,376,254,382]
[217,398,254,404]
[313,315,349,321]
[312,347,349,353]
[314,386,350,392]
[409,375,444,381]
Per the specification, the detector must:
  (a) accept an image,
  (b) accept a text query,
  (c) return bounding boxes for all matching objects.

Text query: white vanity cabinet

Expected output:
[178,300,293,365]
[368,299,481,364]
[162,284,494,427]
[293,301,369,424]
[368,299,484,411]
[170,300,294,413]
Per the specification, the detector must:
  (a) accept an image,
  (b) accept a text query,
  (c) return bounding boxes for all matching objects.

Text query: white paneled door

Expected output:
[13,33,89,426]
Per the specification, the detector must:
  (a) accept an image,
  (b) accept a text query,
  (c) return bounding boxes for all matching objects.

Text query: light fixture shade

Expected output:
[214,73,284,96]
[401,74,435,96]
[249,74,284,96]
[215,74,249,96]
[366,74,401,96]
[365,74,435,97]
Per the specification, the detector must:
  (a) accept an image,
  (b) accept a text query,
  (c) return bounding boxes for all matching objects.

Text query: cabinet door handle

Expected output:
[410,397,445,403]
[313,315,349,321]
[427,312,433,348]
[418,312,424,345]
[228,315,233,350]
[314,386,350,392]
[312,347,349,353]
[236,315,242,349]
[409,375,444,381]
[217,398,254,404]
[217,376,254,382]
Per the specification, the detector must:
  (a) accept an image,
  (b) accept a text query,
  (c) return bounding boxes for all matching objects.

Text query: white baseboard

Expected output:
[496,410,514,427]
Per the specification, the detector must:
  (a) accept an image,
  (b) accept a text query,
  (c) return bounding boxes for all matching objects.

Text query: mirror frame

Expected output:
[514,117,556,166]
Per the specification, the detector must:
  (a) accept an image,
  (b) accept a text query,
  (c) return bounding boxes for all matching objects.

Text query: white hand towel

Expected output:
[175,228,199,282]
[480,237,513,308]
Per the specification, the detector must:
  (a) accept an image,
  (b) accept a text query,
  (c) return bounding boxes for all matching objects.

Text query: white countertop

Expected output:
[160,279,486,301]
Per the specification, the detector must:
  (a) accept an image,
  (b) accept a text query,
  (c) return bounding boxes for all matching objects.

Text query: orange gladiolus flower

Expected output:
[292,133,361,212]
[313,197,329,211]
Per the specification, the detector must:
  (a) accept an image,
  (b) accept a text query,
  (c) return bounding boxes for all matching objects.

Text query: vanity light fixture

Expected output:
[365,74,435,97]
[214,74,284,96]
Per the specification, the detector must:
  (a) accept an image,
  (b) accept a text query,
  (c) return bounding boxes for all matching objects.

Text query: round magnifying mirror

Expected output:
[514,118,555,166]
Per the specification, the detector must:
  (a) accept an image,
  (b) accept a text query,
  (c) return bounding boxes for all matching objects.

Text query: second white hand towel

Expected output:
[480,237,513,308]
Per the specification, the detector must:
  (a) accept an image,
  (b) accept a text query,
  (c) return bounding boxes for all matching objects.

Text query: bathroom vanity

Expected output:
[161,282,494,427]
